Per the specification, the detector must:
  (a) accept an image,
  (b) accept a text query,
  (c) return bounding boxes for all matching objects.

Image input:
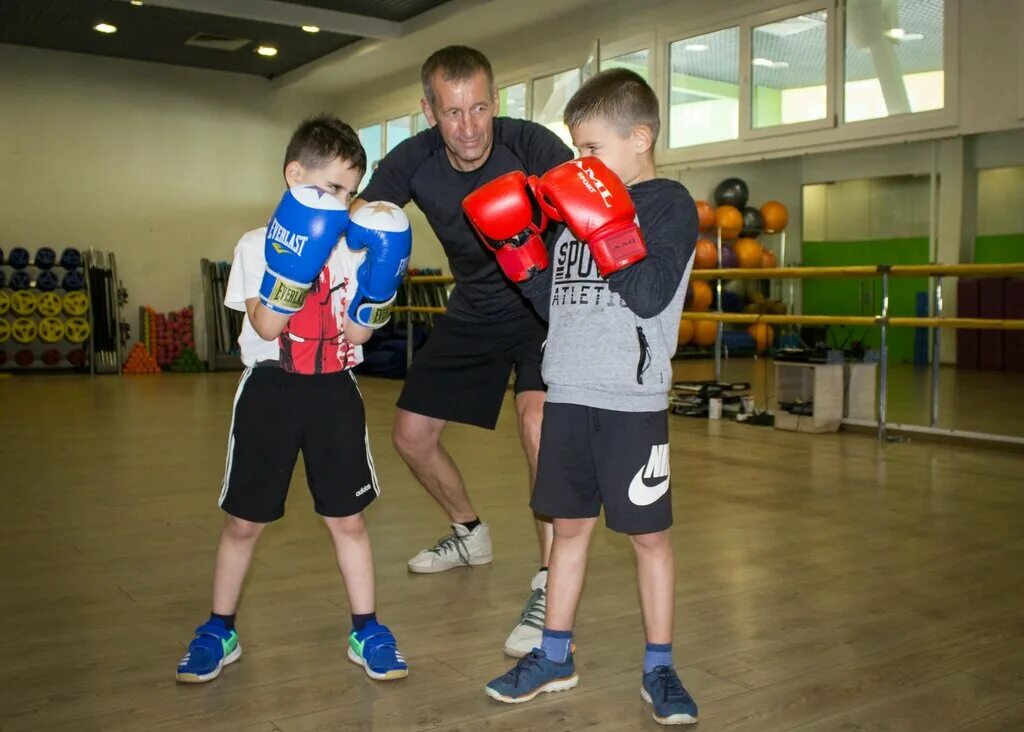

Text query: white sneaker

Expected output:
[407,522,493,574]
[503,570,547,657]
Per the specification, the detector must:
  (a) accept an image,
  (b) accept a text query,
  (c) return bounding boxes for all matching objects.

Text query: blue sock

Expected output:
[540,628,573,663]
[644,642,673,673]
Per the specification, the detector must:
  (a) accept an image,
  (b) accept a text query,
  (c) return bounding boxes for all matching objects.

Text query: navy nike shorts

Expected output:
[530,402,673,534]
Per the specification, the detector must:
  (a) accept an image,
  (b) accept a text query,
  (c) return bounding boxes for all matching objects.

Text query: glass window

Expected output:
[668,28,739,148]
[752,11,828,128]
[500,83,527,119]
[385,115,411,153]
[357,124,383,188]
[600,49,650,81]
[532,69,581,147]
[413,111,430,133]
[844,0,944,122]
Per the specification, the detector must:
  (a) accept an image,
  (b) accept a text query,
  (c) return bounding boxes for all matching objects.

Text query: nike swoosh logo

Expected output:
[628,468,669,506]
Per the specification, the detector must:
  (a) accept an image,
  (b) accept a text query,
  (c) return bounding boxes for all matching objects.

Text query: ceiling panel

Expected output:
[0,0,454,78]
[276,0,453,23]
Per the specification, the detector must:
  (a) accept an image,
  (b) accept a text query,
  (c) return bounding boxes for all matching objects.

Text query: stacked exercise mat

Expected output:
[0,246,91,371]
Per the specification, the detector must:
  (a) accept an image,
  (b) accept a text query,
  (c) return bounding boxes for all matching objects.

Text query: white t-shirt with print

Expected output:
[224,227,365,372]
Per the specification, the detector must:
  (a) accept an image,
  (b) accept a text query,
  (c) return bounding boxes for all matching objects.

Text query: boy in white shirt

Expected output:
[175,114,410,684]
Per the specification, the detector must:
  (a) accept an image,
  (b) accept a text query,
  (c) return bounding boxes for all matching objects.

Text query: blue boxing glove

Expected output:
[259,185,349,314]
[346,201,412,328]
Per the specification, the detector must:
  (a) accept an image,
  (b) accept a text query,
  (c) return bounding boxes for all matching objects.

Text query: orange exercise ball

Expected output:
[677,319,694,347]
[692,319,719,347]
[747,323,775,354]
[695,200,716,232]
[760,200,789,233]
[715,205,743,239]
[762,249,778,269]
[734,238,764,268]
[685,280,713,312]
[693,239,718,269]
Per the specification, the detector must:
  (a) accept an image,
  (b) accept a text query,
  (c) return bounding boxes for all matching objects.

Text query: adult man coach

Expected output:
[352,45,573,656]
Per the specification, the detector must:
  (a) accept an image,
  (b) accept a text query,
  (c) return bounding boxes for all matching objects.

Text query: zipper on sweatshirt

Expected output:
[636,326,652,385]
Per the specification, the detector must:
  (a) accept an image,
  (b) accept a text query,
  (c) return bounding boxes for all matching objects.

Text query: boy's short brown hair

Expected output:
[283,114,366,176]
[564,68,660,144]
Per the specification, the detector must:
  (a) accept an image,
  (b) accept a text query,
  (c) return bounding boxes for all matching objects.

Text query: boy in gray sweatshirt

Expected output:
[462,68,699,725]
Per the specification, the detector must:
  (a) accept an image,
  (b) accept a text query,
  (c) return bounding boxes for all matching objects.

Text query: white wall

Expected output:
[0,44,330,358]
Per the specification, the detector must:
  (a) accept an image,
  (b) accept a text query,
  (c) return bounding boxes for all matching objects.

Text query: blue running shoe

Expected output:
[347,620,408,680]
[641,666,698,725]
[176,619,241,683]
[484,648,579,704]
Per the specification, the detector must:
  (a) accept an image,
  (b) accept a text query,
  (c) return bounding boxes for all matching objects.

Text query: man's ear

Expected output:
[421,98,437,127]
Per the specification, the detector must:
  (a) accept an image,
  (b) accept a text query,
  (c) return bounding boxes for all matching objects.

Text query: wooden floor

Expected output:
[2,365,1023,731]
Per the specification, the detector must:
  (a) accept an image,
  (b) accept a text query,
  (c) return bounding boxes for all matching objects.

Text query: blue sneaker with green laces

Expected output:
[641,665,698,725]
[176,619,241,683]
[347,620,408,680]
[484,648,579,703]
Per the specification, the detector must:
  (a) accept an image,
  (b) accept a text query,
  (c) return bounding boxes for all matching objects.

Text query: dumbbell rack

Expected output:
[0,252,92,373]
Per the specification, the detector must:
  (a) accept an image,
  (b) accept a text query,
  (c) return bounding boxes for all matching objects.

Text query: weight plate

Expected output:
[12,318,37,344]
[65,317,90,344]
[0,291,9,316]
[11,290,38,316]
[38,317,65,343]
[37,292,62,317]
[62,291,89,316]
[0,319,10,343]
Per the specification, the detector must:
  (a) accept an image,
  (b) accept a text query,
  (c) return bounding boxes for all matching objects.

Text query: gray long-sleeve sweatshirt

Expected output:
[520,178,698,412]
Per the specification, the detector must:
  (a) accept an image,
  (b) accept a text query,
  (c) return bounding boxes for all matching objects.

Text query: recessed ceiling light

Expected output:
[93,22,117,34]
[752,57,789,69]
[302,25,320,33]
[256,45,278,57]
[130,1,144,6]
[684,44,708,52]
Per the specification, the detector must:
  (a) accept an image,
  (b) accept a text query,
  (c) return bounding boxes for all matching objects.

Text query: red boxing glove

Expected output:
[530,157,646,277]
[463,171,550,283]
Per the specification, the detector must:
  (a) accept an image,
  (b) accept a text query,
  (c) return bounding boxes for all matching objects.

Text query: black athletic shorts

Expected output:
[397,313,547,429]
[531,402,673,534]
[218,365,378,522]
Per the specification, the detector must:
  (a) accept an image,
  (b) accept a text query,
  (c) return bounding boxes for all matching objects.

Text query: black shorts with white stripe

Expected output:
[219,366,378,522]
[530,402,672,534]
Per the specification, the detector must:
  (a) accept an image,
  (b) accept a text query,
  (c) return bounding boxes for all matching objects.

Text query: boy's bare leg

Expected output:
[211,516,266,615]
[323,513,374,615]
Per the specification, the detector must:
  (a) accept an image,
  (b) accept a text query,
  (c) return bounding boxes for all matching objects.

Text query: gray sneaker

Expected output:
[503,570,547,657]
[407,522,493,573]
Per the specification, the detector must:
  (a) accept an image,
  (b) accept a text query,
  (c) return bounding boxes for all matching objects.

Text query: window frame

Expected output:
[835,0,958,132]
[384,114,413,153]
[743,1,836,140]
[657,0,960,166]
[663,21,743,151]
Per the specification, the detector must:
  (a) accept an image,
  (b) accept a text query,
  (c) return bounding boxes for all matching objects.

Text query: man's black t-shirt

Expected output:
[359,117,573,323]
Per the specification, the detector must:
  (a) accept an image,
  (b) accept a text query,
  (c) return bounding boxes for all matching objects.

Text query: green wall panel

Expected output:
[802,238,930,362]
[974,234,1024,264]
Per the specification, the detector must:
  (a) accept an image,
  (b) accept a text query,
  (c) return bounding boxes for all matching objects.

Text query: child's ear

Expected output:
[284,161,305,187]
[633,125,654,154]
